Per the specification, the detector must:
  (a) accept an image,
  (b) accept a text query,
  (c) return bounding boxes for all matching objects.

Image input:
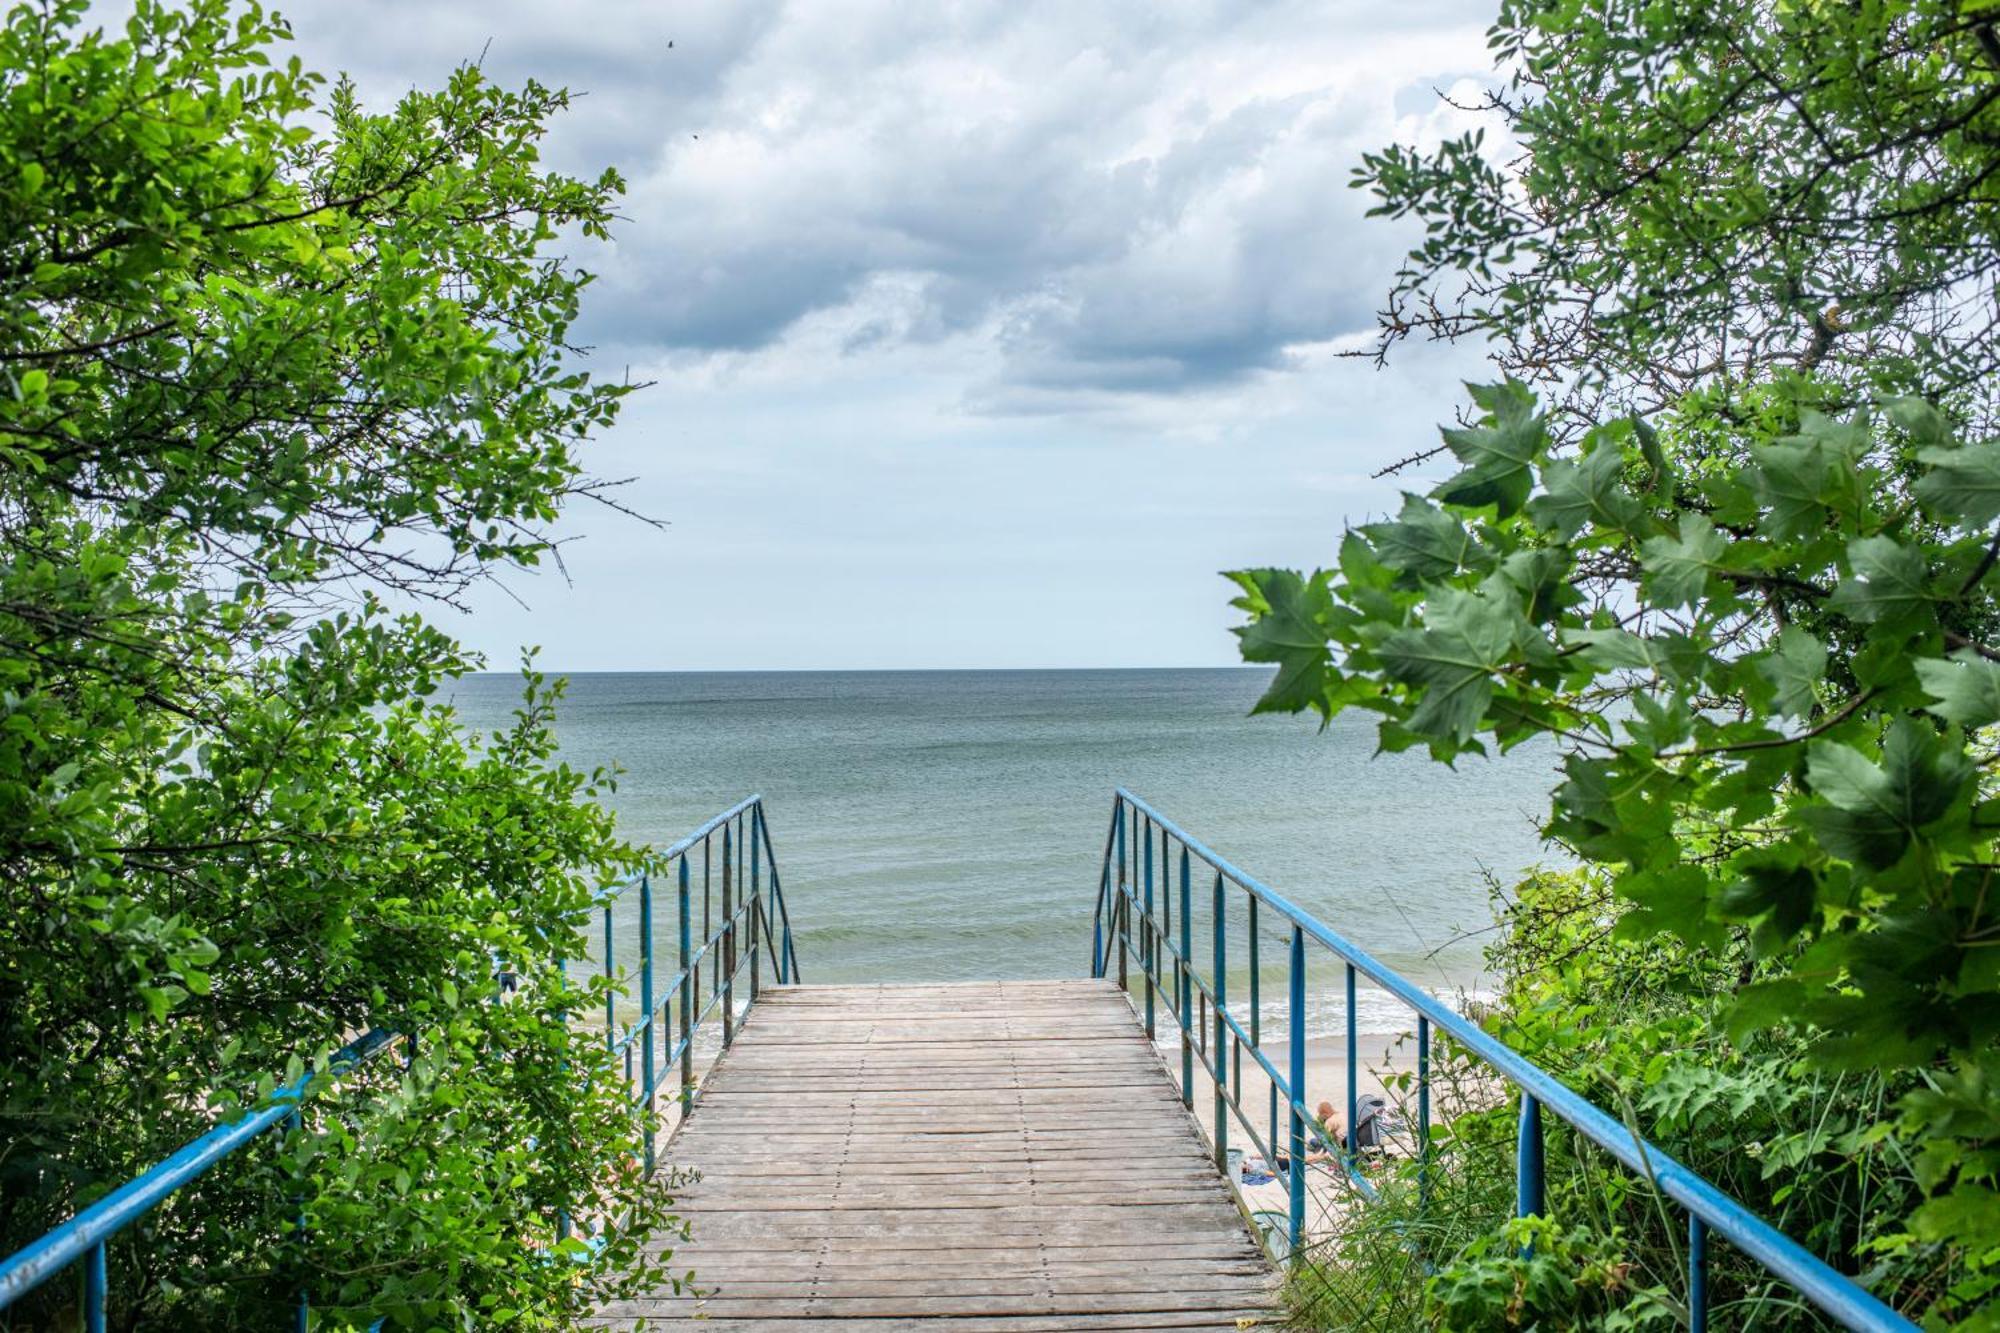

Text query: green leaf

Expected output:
[1909,1184,2000,1246]
[1375,586,1518,744]
[1528,441,1640,540]
[1717,860,1818,943]
[1757,627,1826,721]
[1886,395,1951,448]
[1639,514,1726,610]
[1828,535,1930,625]
[1431,381,1545,518]
[1725,979,1806,1044]
[1751,424,1862,541]
[1916,652,2000,728]
[1226,568,1334,714]
[1565,627,1658,672]
[1359,495,1483,582]
[1799,718,1973,868]
[1914,437,2000,529]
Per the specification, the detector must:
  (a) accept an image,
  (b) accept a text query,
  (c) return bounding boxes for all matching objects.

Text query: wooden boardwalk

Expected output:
[590,980,1281,1330]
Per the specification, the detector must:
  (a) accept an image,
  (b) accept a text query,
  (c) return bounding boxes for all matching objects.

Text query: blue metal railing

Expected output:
[597,794,801,1174]
[1089,789,1916,1333]
[0,795,798,1331]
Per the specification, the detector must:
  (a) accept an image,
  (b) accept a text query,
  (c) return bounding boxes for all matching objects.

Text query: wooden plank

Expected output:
[591,979,1276,1330]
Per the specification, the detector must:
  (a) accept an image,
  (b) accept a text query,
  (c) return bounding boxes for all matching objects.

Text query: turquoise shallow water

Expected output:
[443,668,1556,1036]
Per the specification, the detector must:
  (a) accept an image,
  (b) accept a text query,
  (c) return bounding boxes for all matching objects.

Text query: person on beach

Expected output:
[1272,1100,1343,1171]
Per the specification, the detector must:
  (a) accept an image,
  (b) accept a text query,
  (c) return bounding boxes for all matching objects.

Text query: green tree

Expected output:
[1236,0,2000,1325]
[1355,0,2000,455]
[0,2,671,1326]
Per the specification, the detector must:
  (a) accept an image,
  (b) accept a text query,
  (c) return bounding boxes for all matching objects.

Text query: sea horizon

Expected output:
[444,666,1556,1040]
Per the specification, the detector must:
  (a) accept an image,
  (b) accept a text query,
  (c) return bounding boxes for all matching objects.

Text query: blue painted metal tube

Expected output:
[1345,963,1357,1158]
[1287,927,1306,1260]
[1691,1213,1709,1333]
[750,816,762,999]
[1120,800,1136,984]
[1211,868,1227,1172]
[290,1106,307,1333]
[1090,800,1119,978]
[83,1242,104,1333]
[1249,897,1264,1154]
[639,872,656,1174]
[678,853,694,1106]
[0,1030,393,1312]
[721,824,736,1049]
[602,904,615,1053]
[751,807,801,984]
[1106,788,1915,1333]
[1518,1094,1546,1224]
[1178,845,1193,1109]
[1142,817,1155,1039]
[1418,1014,1431,1217]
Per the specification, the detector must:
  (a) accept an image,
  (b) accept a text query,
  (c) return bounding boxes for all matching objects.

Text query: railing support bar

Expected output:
[1211,868,1228,1173]
[1142,817,1155,1040]
[721,824,735,1049]
[678,856,694,1108]
[1178,846,1193,1108]
[1518,1092,1546,1246]
[84,1241,105,1333]
[1287,926,1306,1262]
[1690,1213,1709,1333]
[1345,963,1357,1159]
[639,872,656,1176]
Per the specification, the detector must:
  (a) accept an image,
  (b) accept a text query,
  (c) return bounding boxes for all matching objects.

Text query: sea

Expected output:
[443,668,1557,1039]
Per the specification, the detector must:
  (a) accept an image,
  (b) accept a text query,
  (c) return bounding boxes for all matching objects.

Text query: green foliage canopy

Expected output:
[1235,387,2000,1315]
[1237,0,2000,1321]
[1356,0,2000,446]
[0,2,670,1326]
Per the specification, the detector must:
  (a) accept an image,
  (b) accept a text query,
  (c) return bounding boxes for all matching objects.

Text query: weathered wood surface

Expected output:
[590,979,1279,1330]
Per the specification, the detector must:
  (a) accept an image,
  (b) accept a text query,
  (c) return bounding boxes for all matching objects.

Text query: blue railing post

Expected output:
[1250,897,1266,1153]
[1178,846,1193,1108]
[1690,1213,1709,1333]
[721,825,735,1049]
[639,872,656,1176]
[750,815,762,1000]
[1142,817,1155,1039]
[678,854,694,1108]
[1115,804,1129,993]
[289,1107,307,1333]
[83,1241,104,1333]
[1091,799,1112,979]
[1517,1093,1546,1238]
[1287,926,1306,1261]
[602,903,615,1056]
[1345,963,1358,1159]
[1212,869,1229,1172]
[1418,1014,1431,1220]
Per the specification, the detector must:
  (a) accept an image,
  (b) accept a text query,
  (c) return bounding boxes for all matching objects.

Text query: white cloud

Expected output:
[176,0,1510,666]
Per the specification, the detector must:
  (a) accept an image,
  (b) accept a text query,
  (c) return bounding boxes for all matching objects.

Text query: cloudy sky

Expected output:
[283,0,1500,670]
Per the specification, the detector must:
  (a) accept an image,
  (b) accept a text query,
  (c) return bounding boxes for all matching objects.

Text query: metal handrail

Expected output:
[0,1029,396,1323]
[595,795,802,1176]
[1090,788,1916,1333]
[0,796,800,1331]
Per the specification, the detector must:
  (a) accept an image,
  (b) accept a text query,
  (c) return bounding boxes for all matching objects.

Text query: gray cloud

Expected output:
[278,1,1492,403]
